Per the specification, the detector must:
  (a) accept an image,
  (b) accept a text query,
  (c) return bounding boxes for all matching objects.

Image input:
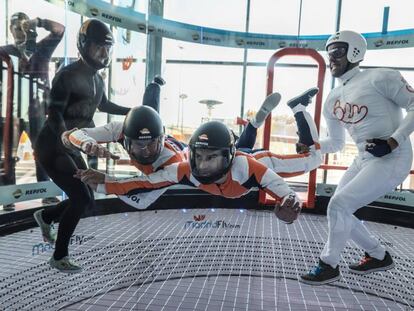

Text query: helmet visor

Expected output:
[191,148,230,183]
[89,42,113,68]
[126,136,163,165]
[327,46,347,60]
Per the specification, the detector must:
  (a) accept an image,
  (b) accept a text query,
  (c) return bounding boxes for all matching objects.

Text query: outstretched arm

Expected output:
[65,122,123,159]
[99,91,130,115]
[76,162,183,194]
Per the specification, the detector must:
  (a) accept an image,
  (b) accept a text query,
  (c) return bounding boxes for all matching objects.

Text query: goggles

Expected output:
[327,46,347,59]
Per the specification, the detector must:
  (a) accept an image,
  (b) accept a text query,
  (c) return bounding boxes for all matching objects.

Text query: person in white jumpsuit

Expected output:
[300,30,414,285]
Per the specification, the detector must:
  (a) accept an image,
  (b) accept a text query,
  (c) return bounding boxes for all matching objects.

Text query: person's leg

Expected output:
[292,110,317,148]
[236,92,281,149]
[29,115,61,205]
[236,123,257,150]
[142,76,165,113]
[299,159,363,285]
[253,109,321,175]
[35,145,92,272]
[301,151,411,284]
[324,154,411,265]
[287,87,319,149]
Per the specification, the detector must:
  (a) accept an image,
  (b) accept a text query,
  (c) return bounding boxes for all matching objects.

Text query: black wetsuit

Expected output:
[34,59,130,260]
[0,22,63,183]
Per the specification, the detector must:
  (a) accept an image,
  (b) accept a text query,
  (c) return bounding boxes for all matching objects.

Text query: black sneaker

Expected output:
[153,75,166,86]
[3,203,15,211]
[287,87,319,109]
[42,197,60,205]
[300,259,340,285]
[348,251,394,275]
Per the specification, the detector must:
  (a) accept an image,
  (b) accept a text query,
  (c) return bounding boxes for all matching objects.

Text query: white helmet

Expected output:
[325,30,367,63]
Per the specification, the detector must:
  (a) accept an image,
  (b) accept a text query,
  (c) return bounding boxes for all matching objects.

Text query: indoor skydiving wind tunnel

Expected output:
[1,0,414,310]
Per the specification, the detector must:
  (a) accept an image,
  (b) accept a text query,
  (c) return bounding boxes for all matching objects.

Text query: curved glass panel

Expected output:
[164,0,246,32]
[1,0,414,199]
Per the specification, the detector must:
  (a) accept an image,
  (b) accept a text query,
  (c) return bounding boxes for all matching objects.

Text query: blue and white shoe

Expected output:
[300,259,340,285]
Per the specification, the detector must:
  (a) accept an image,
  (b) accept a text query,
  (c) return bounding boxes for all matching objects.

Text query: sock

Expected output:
[250,92,281,128]
[291,104,306,114]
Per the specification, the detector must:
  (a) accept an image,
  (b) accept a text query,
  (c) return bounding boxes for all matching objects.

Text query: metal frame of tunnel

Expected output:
[260,47,326,208]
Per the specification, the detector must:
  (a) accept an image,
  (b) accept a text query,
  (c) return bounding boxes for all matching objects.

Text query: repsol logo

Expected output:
[157,28,176,37]
[184,220,240,229]
[32,235,94,256]
[126,193,140,203]
[289,42,308,48]
[246,41,265,46]
[386,40,408,46]
[383,195,406,201]
[25,188,47,195]
[102,13,122,23]
[202,36,221,43]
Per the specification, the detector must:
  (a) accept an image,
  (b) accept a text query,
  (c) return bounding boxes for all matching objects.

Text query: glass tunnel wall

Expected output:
[1,0,414,191]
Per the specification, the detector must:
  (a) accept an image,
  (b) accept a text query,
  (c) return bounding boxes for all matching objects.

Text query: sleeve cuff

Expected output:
[96,184,107,194]
[391,133,404,147]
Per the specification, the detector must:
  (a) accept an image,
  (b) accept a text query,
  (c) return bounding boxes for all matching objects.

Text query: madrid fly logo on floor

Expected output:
[185,215,241,230]
[32,235,95,256]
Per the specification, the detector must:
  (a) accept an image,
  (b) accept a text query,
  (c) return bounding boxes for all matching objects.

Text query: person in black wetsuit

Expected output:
[33,19,130,273]
[0,12,65,210]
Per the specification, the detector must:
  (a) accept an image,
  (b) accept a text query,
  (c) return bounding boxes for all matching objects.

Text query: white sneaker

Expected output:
[251,92,281,128]
[49,256,82,274]
[34,209,57,244]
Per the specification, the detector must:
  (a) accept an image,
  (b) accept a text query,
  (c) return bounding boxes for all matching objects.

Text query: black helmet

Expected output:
[189,121,235,184]
[77,19,114,70]
[122,106,164,164]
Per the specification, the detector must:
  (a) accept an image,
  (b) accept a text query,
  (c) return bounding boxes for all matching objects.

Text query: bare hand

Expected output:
[274,193,302,224]
[74,169,106,190]
[21,19,38,32]
[61,128,79,150]
[82,142,120,160]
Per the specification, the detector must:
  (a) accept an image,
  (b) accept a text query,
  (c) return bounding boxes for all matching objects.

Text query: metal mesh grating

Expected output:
[0,209,413,310]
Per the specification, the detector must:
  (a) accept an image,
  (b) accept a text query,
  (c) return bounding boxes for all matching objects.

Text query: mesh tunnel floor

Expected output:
[0,208,413,310]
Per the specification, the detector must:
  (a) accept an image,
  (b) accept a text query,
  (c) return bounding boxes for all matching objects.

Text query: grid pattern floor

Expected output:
[0,209,413,311]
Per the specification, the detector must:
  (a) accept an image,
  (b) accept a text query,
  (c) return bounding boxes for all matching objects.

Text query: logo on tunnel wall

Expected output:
[11,187,48,200]
[13,189,23,199]
[90,8,99,17]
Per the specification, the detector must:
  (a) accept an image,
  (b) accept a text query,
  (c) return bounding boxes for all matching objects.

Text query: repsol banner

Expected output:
[46,0,414,50]
[0,181,63,205]
[317,183,414,208]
